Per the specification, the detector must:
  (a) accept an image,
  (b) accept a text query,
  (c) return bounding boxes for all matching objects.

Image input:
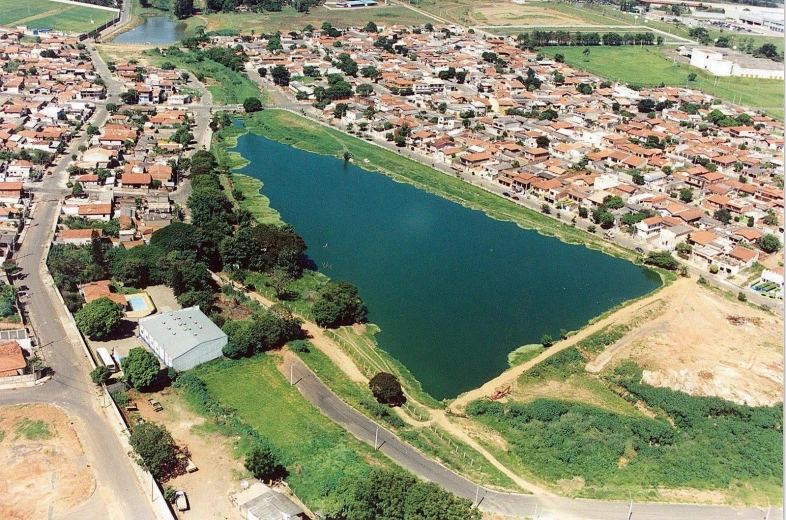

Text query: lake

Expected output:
[234,132,662,399]
[113,17,186,45]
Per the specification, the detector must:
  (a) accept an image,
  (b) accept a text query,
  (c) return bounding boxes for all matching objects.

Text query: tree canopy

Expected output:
[312,281,367,328]
[75,297,124,339]
[124,347,160,390]
[369,372,405,406]
[129,422,177,478]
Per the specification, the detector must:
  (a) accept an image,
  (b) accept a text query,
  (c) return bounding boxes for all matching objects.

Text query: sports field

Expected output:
[0,0,117,33]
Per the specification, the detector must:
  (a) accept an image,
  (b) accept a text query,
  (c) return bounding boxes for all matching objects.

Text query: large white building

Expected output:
[689,48,784,80]
[138,306,227,372]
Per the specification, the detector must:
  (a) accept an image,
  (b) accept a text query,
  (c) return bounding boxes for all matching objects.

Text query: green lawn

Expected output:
[543,46,783,117]
[240,110,638,262]
[192,355,393,510]
[0,0,117,34]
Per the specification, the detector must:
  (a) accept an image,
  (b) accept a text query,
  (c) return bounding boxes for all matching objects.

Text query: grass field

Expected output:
[0,0,117,34]
[239,110,638,262]
[192,354,394,510]
[543,46,783,117]
[141,49,260,105]
[183,5,431,36]
[416,0,617,26]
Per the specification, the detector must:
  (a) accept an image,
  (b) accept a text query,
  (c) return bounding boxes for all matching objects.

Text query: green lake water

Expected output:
[233,132,662,400]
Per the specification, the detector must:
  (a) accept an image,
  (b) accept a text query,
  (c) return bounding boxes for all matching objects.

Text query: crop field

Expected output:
[0,0,117,33]
[542,46,783,117]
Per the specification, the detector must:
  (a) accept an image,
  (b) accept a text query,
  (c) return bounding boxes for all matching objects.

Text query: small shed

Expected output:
[231,483,306,520]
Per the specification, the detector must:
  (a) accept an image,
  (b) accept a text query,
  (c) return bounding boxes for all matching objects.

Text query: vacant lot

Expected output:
[543,46,783,117]
[587,281,783,407]
[186,5,431,35]
[0,404,94,519]
[0,0,117,34]
[192,354,393,511]
[417,0,618,26]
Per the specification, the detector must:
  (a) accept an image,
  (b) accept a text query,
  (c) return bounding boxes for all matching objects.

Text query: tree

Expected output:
[173,0,194,19]
[535,136,550,149]
[72,181,84,197]
[355,83,374,97]
[75,297,124,339]
[644,251,679,270]
[90,366,110,385]
[687,72,697,82]
[312,281,367,328]
[747,216,755,228]
[541,334,554,348]
[632,171,645,185]
[755,43,778,59]
[243,97,263,113]
[245,442,283,480]
[363,20,378,33]
[270,64,290,86]
[637,98,656,113]
[129,422,176,479]
[120,90,139,105]
[124,347,160,390]
[333,103,348,119]
[759,234,782,253]
[369,372,404,405]
[713,208,732,225]
[603,195,624,210]
[679,188,693,203]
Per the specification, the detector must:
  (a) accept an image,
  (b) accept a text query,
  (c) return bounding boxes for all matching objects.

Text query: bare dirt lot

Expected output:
[471,2,601,26]
[131,389,247,520]
[590,281,783,406]
[0,404,95,520]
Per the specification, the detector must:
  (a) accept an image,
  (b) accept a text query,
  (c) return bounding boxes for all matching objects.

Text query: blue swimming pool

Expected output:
[127,297,148,312]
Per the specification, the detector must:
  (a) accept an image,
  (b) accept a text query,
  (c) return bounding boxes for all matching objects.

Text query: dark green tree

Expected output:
[243,97,263,113]
[129,422,177,478]
[124,347,160,390]
[369,372,405,405]
[75,297,124,339]
[312,281,367,328]
[759,234,782,253]
[244,442,283,480]
[90,366,111,385]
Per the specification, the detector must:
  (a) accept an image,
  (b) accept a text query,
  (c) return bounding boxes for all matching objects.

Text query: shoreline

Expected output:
[214,114,668,402]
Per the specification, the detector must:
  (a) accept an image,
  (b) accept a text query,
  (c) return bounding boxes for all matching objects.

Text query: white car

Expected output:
[175,490,188,512]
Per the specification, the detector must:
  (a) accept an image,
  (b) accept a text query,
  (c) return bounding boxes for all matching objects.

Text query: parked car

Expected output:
[175,490,188,511]
[512,196,520,201]
[148,398,163,412]
[635,247,644,254]
[502,192,510,197]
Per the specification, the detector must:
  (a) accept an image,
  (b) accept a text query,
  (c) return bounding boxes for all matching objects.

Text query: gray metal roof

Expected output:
[138,306,226,359]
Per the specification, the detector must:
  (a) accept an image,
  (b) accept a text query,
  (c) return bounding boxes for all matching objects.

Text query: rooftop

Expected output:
[139,306,226,360]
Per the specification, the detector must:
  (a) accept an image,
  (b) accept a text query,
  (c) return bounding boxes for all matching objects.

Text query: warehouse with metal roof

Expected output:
[138,306,227,372]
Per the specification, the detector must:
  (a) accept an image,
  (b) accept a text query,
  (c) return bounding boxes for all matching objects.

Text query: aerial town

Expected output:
[0,0,782,519]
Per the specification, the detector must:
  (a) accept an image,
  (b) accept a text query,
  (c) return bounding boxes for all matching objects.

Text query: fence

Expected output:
[0,370,44,386]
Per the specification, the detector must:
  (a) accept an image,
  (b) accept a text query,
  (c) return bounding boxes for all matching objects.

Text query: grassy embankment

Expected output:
[0,0,116,33]
[292,341,522,492]
[541,46,783,118]
[188,355,395,511]
[464,302,784,506]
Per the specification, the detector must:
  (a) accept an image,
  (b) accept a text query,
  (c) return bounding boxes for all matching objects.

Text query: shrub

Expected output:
[245,441,285,481]
[644,251,679,270]
[129,422,177,479]
[90,366,110,385]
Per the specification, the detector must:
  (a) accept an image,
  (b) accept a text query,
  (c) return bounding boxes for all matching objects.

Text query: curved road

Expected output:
[283,357,778,520]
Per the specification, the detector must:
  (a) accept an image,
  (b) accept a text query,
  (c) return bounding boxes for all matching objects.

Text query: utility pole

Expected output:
[374,425,379,450]
[290,363,293,385]
[627,491,633,519]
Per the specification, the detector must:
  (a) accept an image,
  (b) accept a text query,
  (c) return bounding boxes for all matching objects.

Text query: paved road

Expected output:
[0,45,158,520]
[284,357,777,520]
